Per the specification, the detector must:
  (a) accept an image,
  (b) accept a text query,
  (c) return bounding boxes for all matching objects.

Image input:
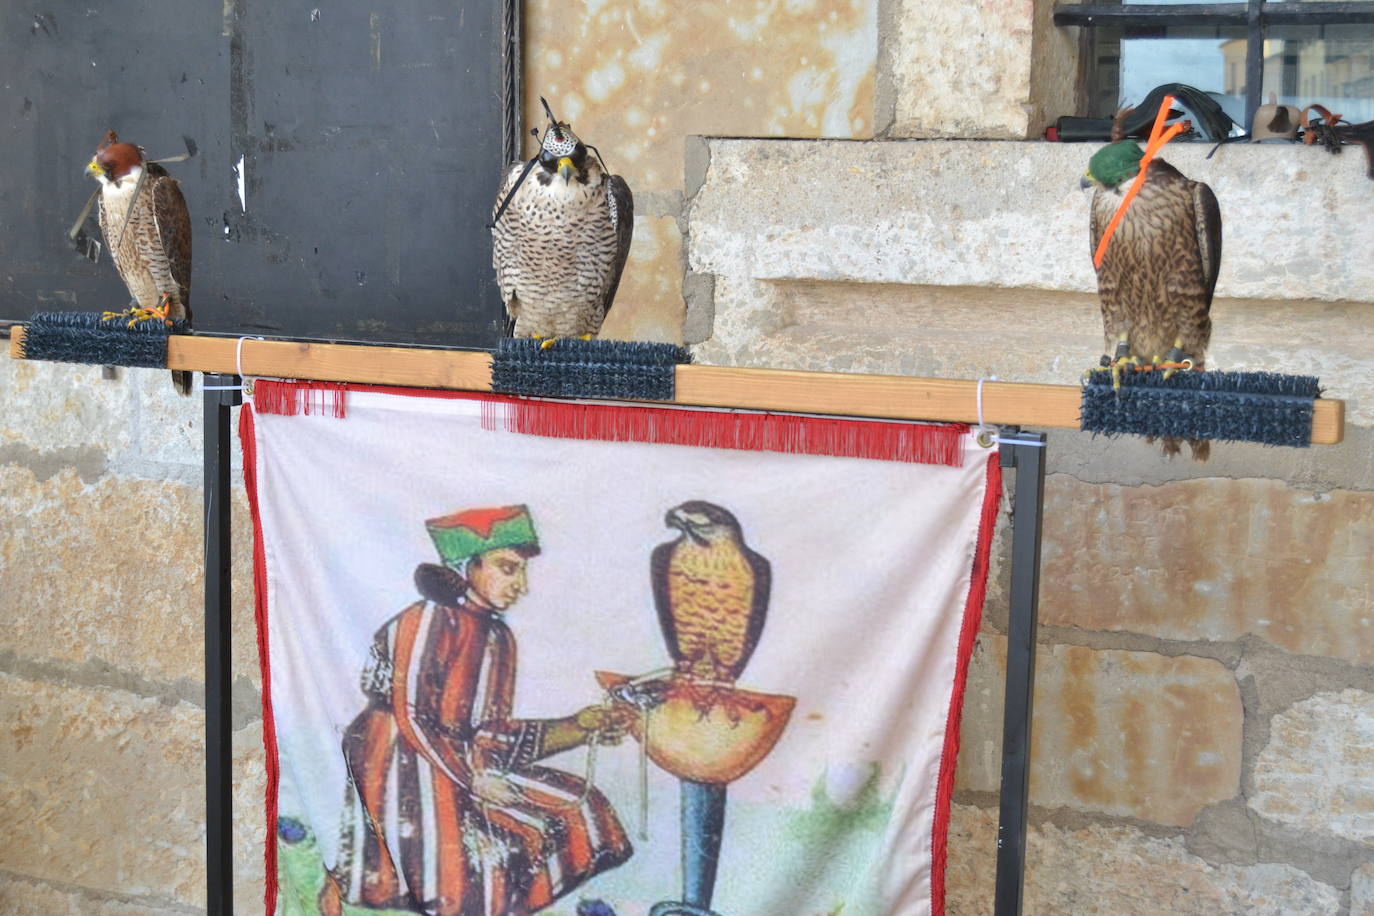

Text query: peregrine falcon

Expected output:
[491,102,633,343]
[86,130,193,395]
[651,501,771,684]
[1082,112,1222,460]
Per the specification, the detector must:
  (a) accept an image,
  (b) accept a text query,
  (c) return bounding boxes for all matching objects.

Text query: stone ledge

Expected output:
[688,139,1374,303]
[688,278,1374,429]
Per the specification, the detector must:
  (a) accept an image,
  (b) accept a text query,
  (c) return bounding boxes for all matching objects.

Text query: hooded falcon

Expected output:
[491,103,632,344]
[651,501,771,684]
[1083,120,1222,461]
[86,130,194,395]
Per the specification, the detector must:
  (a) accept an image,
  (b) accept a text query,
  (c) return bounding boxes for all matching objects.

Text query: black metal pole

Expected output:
[993,431,1047,916]
[1244,0,1265,134]
[204,373,241,916]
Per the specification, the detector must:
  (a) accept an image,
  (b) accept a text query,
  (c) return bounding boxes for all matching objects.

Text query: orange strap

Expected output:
[1093,96,1188,269]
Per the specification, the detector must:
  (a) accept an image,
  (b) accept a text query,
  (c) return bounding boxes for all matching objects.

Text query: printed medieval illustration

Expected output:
[242,384,1000,916]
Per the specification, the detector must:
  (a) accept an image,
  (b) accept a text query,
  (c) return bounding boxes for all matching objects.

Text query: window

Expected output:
[1057,2,1374,132]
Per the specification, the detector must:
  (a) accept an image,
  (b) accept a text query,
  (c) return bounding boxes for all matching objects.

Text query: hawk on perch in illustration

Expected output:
[86,130,194,395]
[651,501,771,685]
[1082,109,1222,460]
[491,99,633,346]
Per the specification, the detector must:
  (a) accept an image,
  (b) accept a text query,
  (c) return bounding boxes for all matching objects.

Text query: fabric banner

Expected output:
[242,382,1000,916]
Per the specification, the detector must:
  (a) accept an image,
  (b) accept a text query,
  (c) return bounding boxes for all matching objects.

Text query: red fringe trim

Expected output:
[485,399,969,467]
[248,379,970,467]
[253,379,348,418]
[930,452,1003,915]
[238,404,281,916]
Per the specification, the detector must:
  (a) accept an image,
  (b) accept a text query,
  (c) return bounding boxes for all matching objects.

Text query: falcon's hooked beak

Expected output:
[1079,171,1096,190]
[85,158,106,180]
[557,156,575,182]
[665,507,708,545]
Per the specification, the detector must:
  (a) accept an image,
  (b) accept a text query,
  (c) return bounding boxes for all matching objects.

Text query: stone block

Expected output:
[0,872,189,916]
[0,465,261,691]
[524,0,878,193]
[955,638,1242,826]
[0,354,133,464]
[1249,689,1374,845]
[946,804,1341,915]
[889,0,1038,138]
[1354,862,1374,915]
[0,673,266,908]
[1040,478,1374,665]
[132,364,210,468]
[688,139,1374,303]
[597,214,686,345]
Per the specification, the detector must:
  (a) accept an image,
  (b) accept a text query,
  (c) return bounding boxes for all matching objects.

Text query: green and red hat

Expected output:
[425,505,539,569]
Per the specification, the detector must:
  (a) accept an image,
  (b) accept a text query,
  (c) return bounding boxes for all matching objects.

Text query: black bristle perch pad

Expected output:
[1081,369,1321,448]
[19,311,189,369]
[491,338,691,401]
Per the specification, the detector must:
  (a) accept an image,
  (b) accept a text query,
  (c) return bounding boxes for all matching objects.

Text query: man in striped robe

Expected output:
[320,506,633,916]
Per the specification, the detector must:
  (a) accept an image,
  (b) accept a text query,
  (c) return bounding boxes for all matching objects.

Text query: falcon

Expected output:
[1082,114,1222,460]
[651,501,771,684]
[491,102,633,345]
[86,130,193,395]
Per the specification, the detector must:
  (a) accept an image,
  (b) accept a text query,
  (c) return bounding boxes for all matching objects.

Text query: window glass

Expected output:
[1088,26,1249,130]
[1263,24,1374,122]
[1085,16,1374,128]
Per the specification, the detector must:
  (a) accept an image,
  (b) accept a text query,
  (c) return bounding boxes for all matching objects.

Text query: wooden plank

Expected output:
[165,335,496,392]
[674,365,1083,427]
[8,326,1345,443]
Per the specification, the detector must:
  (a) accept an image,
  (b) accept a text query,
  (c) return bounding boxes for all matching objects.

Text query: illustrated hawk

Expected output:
[651,501,771,684]
[86,130,193,395]
[491,104,633,344]
[1083,121,1222,460]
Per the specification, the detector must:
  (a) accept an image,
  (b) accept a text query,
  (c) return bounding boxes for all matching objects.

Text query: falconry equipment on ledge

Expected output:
[86,130,194,395]
[491,98,634,345]
[1082,98,1222,460]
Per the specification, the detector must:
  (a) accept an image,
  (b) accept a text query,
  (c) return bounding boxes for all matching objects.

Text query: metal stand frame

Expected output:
[993,430,1047,916]
[198,398,1046,916]
[205,373,242,916]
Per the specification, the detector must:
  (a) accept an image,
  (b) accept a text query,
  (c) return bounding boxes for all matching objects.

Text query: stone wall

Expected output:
[3,1,1372,914]
[0,358,264,914]
[688,137,1374,913]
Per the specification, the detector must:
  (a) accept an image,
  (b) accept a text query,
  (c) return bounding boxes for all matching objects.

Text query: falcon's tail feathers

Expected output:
[172,369,193,396]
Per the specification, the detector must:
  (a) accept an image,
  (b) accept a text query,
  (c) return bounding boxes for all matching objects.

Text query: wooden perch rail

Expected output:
[8,328,1346,444]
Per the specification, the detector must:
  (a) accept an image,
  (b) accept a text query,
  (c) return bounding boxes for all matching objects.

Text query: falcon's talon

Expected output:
[1100,354,1135,390]
[538,337,558,350]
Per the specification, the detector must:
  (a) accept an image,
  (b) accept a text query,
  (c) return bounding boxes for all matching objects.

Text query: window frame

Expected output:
[1055,1,1374,131]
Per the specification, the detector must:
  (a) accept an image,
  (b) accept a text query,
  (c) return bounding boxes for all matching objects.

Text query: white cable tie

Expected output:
[975,375,999,447]
[237,335,266,379]
[202,384,247,391]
